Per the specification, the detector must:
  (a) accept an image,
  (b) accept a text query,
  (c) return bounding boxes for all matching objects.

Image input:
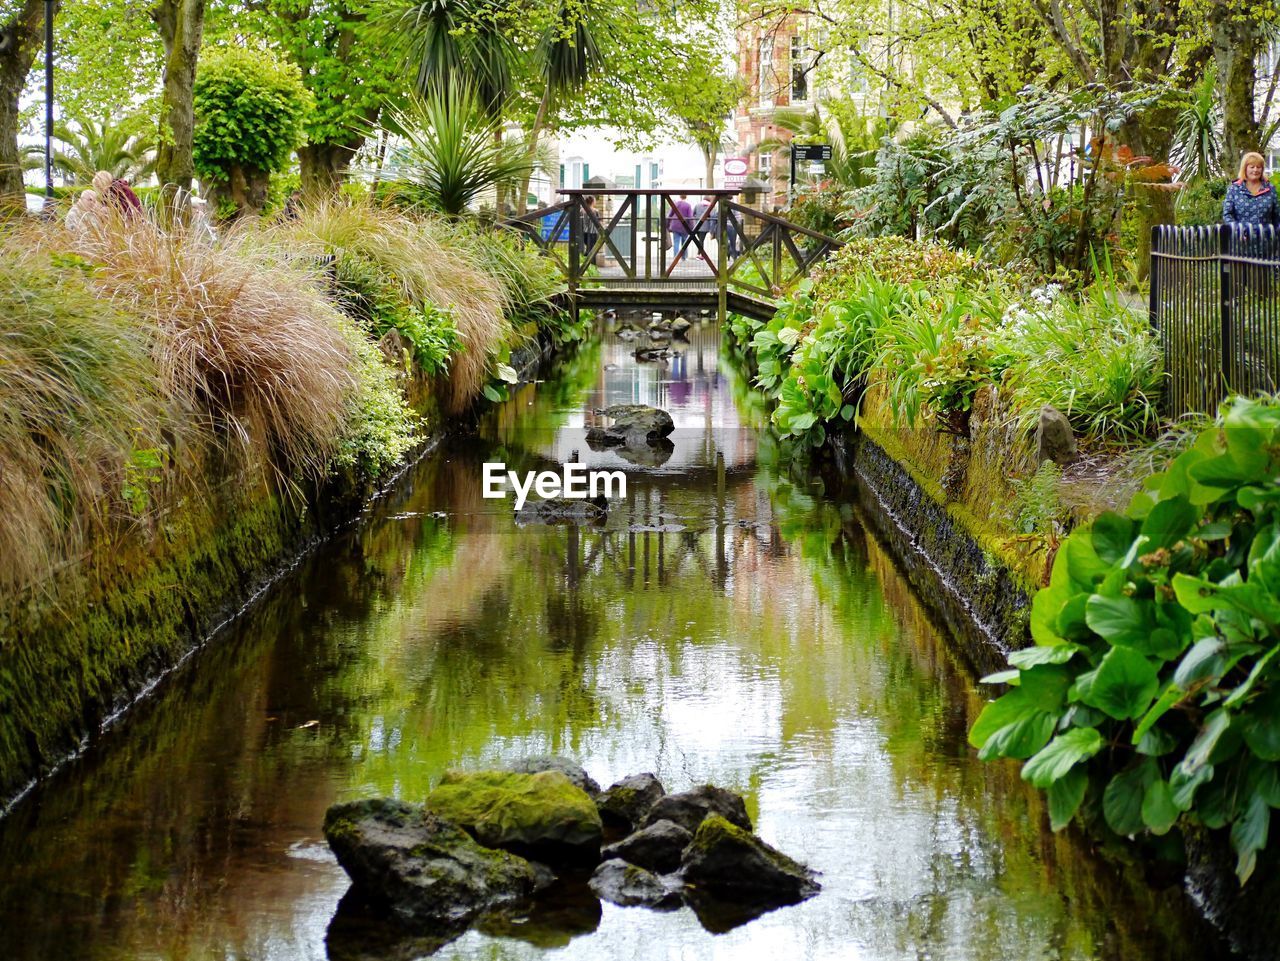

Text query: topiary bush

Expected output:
[971,397,1280,883]
[193,47,313,218]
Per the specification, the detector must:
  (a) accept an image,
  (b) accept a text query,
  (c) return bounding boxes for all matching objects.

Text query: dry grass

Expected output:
[58,212,360,478]
[0,240,166,591]
[267,199,513,411]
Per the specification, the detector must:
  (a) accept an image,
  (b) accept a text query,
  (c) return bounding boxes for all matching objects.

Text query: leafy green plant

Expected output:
[971,397,1280,883]
[121,444,169,516]
[193,47,314,217]
[999,282,1163,441]
[52,111,155,185]
[1011,461,1066,538]
[382,81,533,218]
[875,286,1010,433]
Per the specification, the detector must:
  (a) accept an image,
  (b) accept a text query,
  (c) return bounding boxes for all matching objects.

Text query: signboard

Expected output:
[723,156,749,188]
[792,144,832,162]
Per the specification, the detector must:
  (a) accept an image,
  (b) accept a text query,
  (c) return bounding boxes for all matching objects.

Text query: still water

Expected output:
[0,319,1232,960]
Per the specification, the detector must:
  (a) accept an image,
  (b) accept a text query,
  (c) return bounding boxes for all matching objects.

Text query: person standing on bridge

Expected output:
[668,194,693,265]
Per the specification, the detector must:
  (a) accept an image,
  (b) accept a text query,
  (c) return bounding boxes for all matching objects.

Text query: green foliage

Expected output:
[811,236,996,304]
[333,329,420,477]
[971,397,1280,882]
[1012,461,1067,538]
[733,238,1160,448]
[328,251,461,376]
[382,82,533,217]
[193,47,314,185]
[1000,285,1164,440]
[52,111,155,185]
[1176,178,1228,226]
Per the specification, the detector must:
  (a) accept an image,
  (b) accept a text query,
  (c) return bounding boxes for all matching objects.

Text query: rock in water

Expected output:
[323,798,537,929]
[589,859,683,909]
[681,815,819,903]
[505,756,601,796]
[426,770,603,858]
[597,772,665,829]
[599,404,675,440]
[643,784,752,834]
[670,317,692,338]
[602,819,691,874]
[1035,404,1076,465]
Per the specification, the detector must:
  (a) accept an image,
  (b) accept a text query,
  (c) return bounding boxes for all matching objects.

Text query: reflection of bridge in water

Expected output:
[501,189,843,320]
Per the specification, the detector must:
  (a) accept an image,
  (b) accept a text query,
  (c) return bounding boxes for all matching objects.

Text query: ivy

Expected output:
[971,397,1280,883]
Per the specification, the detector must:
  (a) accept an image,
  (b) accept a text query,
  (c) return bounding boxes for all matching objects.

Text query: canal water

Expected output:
[0,319,1232,960]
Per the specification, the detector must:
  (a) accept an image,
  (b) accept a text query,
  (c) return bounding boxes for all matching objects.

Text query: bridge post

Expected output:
[567,194,580,317]
[716,197,728,321]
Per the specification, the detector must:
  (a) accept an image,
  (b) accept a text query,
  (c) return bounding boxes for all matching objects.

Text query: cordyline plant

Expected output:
[971,397,1280,882]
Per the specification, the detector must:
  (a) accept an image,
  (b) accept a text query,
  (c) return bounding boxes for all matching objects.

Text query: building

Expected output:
[733,15,816,208]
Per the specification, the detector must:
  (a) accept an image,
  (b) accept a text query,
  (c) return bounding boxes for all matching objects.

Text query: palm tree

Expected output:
[758,105,880,192]
[52,113,156,185]
[389,0,605,213]
[386,0,514,114]
[1171,72,1223,183]
[383,81,534,216]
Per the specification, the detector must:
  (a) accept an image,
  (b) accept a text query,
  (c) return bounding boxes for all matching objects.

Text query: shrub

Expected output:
[811,237,996,306]
[61,212,360,479]
[193,47,314,217]
[1176,178,1227,227]
[271,200,513,411]
[999,285,1163,441]
[0,246,167,592]
[334,333,419,478]
[971,397,1280,883]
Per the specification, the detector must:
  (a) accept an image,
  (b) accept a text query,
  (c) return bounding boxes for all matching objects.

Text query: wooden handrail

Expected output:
[496,190,842,314]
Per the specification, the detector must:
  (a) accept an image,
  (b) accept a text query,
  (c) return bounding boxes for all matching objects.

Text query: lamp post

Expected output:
[43,0,53,203]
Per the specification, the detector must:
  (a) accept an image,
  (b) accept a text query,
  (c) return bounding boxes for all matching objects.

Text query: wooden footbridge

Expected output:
[500,189,842,320]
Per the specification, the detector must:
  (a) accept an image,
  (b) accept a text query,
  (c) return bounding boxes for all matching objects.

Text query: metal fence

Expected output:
[1151,223,1280,416]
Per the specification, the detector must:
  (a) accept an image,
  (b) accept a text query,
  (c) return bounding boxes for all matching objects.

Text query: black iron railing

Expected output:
[1151,224,1280,416]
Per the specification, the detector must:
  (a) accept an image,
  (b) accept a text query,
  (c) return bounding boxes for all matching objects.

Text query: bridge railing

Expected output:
[499,189,841,315]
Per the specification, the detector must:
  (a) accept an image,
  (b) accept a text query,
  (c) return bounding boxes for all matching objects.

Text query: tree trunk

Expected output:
[0,0,53,213]
[153,0,206,194]
[207,163,268,219]
[703,144,716,190]
[1214,8,1263,169]
[299,139,364,197]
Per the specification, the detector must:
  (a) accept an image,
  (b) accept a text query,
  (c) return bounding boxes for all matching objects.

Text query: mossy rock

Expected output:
[426,770,603,856]
[323,798,537,930]
[681,814,818,904]
[597,772,665,829]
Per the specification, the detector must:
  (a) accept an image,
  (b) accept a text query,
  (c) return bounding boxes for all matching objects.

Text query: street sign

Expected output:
[723,156,749,188]
[792,144,832,161]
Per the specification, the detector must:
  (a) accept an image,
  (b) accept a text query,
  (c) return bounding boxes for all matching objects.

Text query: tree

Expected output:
[1205,0,1279,167]
[211,0,407,195]
[193,46,312,217]
[0,0,56,209]
[52,112,156,184]
[153,0,207,193]
[670,67,743,189]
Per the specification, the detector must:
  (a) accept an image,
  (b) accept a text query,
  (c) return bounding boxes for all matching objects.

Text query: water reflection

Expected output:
[0,315,1233,961]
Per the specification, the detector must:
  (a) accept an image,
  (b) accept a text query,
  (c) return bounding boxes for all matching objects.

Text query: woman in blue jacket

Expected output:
[1222,152,1280,226]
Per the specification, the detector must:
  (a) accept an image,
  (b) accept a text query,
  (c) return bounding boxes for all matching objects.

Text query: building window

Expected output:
[759,152,773,175]
[758,36,773,105]
[790,36,808,103]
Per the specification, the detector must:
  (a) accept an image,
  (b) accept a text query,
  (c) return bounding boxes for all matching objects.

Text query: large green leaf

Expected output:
[1104,764,1151,835]
[1141,778,1180,835]
[1170,759,1214,810]
[1085,595,1153,648]
[1140,495,1197,549]
[1022,728,1104,789]
[1172,637,1225,689]
[1232,793,1270,883]
[977,711,1057,761]
[1092,512,1137,565]
[1078,646,1159,720]
[1183,709,1232,773]
[1047,767,1088,831]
